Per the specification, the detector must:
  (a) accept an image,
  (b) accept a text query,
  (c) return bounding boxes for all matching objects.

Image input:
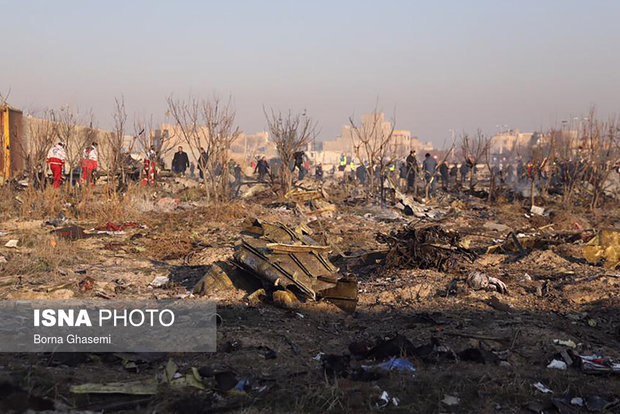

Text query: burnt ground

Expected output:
[0,180,619,413]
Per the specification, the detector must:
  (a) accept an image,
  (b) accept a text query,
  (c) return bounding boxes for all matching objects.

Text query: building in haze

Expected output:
[490,130,534,155]
[317,112,432,164]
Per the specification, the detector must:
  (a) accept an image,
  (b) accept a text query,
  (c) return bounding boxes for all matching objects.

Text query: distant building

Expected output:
[318,113,432,164]
[490,130,534,155]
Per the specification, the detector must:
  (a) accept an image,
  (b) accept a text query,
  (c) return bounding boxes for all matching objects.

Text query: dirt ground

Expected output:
[0,179,618,413]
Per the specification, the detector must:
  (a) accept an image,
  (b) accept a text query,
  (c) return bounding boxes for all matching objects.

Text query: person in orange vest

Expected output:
[46,142,66,188]
[81,142,99,186]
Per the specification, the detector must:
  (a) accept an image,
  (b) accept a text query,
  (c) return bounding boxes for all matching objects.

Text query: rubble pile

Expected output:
[377,223,476,271]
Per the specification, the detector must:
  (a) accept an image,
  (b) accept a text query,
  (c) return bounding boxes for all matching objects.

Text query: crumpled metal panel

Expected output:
[583,229,620,268]
[233,219,358,311]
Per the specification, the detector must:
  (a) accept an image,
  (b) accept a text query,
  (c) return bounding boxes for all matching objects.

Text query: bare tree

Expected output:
[100,96,130,190]
[554,127,587,207]
[264,108,318,195]
[167,95,241,202]
[460,129,491,191]
[348,109,396,196]
[580,111,620,209]
[525,130,555,207]
[50,106,90,190]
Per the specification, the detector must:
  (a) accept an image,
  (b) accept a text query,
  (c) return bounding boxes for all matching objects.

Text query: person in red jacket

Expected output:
[46,142,66,188]
[81,142,99,185]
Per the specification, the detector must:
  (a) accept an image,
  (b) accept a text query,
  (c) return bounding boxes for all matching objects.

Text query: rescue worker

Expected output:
[81,142,98,186]
[46,142,66,188]
[388,163,396,180]
[141,146,157,186]
[348,158,356,181]
[338,154,347,172]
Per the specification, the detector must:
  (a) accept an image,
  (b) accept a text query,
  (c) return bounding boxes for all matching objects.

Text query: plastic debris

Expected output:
[362,357,416,373]
[234,378,250,392]
[376,391,399,408]
[579,354,620,374]
[547,359,567,370]
[532,382,553,394]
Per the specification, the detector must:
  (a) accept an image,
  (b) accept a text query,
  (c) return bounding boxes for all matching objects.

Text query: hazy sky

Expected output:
[3,0,620,146]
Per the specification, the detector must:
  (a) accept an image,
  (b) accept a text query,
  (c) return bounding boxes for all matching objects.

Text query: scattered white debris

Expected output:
[571,397,584,406]
[442,395,460,406]
[547,359,568,370]
[530,205,545,216]
[4,240,18,248]
[553,339,577,348]
[377,391,399,408]
[312,352,325,361]
[533,382,553,394]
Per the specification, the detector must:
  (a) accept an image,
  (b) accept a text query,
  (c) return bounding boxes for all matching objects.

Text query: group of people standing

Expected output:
[45,141,98,188]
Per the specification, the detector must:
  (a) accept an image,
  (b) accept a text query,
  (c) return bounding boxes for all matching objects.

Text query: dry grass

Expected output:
[6,185,139,224]
[0,232,91,279]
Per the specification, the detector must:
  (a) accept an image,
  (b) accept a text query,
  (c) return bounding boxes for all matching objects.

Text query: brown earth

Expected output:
[0,181,618,413]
